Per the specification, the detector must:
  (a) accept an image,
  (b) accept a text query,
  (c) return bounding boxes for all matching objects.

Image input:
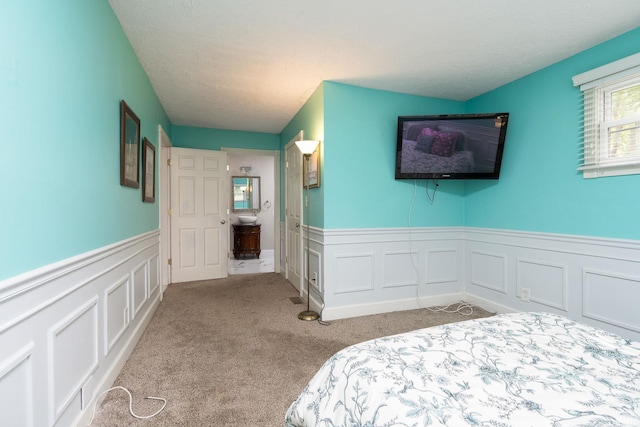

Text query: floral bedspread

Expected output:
[285,312,640,426]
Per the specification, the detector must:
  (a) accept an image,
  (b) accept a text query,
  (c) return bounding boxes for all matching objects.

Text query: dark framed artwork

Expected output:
[303,146,320,188]
[120,100,141,188]
[142,137,156,203]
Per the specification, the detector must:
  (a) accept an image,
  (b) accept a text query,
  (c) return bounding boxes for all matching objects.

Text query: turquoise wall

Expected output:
[464,27,640,240]
[279,84,325,225]
[4,1,637,282]
[0,0,170,280]
[172,126,279,150]
[322,82,466,229]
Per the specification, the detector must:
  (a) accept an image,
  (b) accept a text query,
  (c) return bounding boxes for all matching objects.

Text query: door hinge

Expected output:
[168,258,172,265]
[167,158,171,166]
[168,209,172,216]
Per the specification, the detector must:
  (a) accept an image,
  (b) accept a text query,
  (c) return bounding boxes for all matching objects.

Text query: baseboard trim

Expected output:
[462,293,517,315]
[322,292,467,321]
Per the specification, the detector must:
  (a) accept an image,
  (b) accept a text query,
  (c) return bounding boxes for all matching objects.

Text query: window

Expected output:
[573,53,640,178]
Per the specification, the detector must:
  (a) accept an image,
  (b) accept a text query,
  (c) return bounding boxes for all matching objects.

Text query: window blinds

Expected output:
[573,53,640,178]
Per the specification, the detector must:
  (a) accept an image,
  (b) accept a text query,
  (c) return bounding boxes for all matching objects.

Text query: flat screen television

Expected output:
[395,112,509,180]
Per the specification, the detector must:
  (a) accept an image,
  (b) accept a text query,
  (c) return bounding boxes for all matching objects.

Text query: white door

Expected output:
[170,147,229,282]
[285,140,303,292]
[158,125,172,292]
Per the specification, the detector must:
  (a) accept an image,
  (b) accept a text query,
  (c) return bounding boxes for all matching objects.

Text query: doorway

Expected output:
[224,148,280,276]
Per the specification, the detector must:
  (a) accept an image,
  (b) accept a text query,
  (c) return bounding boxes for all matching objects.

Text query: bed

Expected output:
[285,312,640,426]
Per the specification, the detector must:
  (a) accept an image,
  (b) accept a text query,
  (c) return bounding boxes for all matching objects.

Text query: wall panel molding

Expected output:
[334,253,375,294]
[0,342,35,427]
[48,297,99,424]
[469,250,507,293]
[321,227,466,320]
[517,258,567,310]
[0,230,161,427]
[464,228,639,340]
[104,276,130,357]
[425,248,458,284]
[582,268,640,332]
[319,226,640,341]
[131,260,148,319]
[382,250,419,289]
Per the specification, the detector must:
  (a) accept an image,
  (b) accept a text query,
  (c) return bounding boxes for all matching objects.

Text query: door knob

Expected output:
[221,220,226,224]
[296,222,300,227]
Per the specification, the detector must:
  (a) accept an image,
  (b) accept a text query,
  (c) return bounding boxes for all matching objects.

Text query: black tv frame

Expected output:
[395,112,509,180]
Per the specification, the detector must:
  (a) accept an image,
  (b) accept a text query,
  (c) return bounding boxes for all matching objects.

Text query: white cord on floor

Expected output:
[426,301,486,316]
[88,386,167,425]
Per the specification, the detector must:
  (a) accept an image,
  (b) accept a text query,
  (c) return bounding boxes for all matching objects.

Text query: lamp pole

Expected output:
[298,153,319,321]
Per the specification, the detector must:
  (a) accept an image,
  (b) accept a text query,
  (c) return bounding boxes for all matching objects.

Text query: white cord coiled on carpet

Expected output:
[426,301,482,316]
[88,386,167,425]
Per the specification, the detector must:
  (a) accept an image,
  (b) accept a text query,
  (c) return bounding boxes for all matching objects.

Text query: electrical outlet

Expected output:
[521,288,530,302]
[311,271,320,292]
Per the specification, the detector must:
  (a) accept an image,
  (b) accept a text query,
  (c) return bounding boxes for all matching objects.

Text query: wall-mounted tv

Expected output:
[395,113,509,180]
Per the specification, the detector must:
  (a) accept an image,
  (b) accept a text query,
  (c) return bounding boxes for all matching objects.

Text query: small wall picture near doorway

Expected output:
[119,100,140,188]
[142,137,155,203]
[303,146,320,188]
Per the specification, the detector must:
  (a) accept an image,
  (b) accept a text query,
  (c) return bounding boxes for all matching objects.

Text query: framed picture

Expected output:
[302,145,320,188]
[142,137,156,203]
[120,100,141,188]
[303,146,320,188]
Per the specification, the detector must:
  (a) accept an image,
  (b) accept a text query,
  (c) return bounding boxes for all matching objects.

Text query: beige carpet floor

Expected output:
[89,273,493,426]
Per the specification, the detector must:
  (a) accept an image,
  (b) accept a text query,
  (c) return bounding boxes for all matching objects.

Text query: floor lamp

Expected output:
[295,139,320,321]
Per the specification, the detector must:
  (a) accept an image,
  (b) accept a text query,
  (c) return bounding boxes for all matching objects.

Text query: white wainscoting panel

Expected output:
[132,260,148,319]
[0,342,34,427]
[383,251,419,289]
[317,227,639,340]
[321,227,466,320]
[0,230,161,427]
[470,250,507,293]
[465,228,640,341]
[308,247,321,293]
[48,297,99,424]
[334,253,375,294]
[426,248,458,284]
[517,258,567,310]
[104,276,130,357]
[149,254,160,296]
[583,269,640,332]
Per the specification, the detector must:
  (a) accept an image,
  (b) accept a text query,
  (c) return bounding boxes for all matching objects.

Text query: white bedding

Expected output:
[285,312,640,426]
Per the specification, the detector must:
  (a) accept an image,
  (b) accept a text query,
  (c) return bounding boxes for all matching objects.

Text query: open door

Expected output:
[170,147,229,282]
[285,133,303,292]
[158,125,172,293]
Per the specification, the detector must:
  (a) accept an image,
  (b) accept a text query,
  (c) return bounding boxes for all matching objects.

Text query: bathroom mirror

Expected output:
[232,176,261,212]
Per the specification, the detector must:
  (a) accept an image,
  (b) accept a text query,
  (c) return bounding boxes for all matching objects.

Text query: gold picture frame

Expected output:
[142,137,156,203]
[119,100,140,188]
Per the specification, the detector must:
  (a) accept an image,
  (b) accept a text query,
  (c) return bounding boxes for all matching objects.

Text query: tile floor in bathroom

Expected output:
[229,249,275,275]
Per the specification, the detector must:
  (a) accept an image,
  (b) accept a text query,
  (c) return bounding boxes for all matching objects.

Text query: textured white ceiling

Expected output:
[108,0,640,134]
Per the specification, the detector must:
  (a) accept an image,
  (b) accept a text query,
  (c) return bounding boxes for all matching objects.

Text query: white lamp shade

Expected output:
[295,139,319,155]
